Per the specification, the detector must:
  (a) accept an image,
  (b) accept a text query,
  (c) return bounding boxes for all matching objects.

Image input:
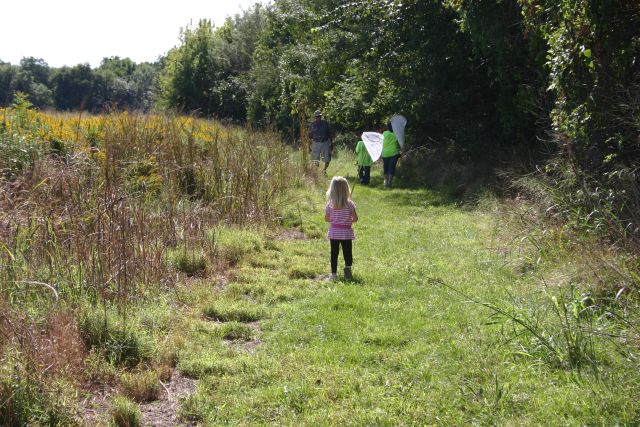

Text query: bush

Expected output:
[0,131,42,181]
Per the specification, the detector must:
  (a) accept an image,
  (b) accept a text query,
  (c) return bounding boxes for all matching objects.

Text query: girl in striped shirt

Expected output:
[325,176,358,281]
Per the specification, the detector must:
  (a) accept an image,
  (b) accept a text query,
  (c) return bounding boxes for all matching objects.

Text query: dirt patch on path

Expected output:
[81,370,197,426]
[140,371,197,426]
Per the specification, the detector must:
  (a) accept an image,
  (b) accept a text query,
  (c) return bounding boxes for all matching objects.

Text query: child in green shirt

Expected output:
[355,139,373,184]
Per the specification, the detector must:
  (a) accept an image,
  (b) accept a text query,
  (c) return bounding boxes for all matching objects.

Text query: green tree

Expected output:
[10,57,54,108]
[161,5,266,120]
[0,62,17,106]
[519,0,640,246]
[161,19,221,115]
[19,57,51,85]
[247,0,319,131]
[250,0,498,153]
[99,56,137,78]
[50,64,94,110]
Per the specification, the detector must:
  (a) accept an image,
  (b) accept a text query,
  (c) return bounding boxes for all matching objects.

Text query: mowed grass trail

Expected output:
[179,154,638,425]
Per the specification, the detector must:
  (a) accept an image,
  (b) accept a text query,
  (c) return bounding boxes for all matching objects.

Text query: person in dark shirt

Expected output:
[308,110,333,172]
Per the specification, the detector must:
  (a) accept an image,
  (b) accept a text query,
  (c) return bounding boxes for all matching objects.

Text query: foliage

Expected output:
[0,94,43,180]
[1,3,639,422]
[0,56,160,112]
[160,5,266,120]
[516,0,640,249]
[0,108,297,310]
[0,106,299,418]
[50,64,95,110]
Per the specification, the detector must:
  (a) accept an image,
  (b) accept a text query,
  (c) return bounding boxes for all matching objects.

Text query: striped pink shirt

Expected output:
[326,201,356,240]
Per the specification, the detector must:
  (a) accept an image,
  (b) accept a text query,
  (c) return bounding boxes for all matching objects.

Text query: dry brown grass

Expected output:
[0,307,85,379]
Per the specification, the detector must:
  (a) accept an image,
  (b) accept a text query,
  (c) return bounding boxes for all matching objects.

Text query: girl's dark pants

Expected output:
[330,239,352,274]
[358,166,371,184]
[382,154,399,176]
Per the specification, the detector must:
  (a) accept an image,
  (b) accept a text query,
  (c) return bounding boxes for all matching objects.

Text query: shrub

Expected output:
[466,283,602,371]
[0,131,42,180]
[110,395,142,427]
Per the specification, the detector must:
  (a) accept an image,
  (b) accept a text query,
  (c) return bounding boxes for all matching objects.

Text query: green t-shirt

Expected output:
[355,140,373,166]
[381,130,400,158]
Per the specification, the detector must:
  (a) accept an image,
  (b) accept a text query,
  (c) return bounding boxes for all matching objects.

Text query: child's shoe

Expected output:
[343,266,353,281]
[326,273,338,282]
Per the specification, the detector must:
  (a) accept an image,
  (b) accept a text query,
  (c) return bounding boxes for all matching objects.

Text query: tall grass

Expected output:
[0,106,300,421]
[0,108,297,306]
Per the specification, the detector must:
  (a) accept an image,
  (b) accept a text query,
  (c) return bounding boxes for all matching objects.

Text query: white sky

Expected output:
[0,0,263,68]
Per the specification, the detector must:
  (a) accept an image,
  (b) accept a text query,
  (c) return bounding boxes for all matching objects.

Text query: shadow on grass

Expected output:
[340,276,366,285]
[379,187,457,208]
[343,169,464,209]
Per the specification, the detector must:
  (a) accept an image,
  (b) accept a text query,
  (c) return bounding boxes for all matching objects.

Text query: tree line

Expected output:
[2,0,639,245]
[0,56,160,112]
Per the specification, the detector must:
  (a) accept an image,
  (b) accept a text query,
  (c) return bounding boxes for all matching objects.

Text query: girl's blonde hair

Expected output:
[326,176,351,209]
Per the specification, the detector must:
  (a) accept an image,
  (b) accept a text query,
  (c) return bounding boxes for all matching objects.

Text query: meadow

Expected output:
[1,106,639,425]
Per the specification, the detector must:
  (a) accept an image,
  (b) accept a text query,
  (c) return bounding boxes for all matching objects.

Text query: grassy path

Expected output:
[176,158,637,425]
